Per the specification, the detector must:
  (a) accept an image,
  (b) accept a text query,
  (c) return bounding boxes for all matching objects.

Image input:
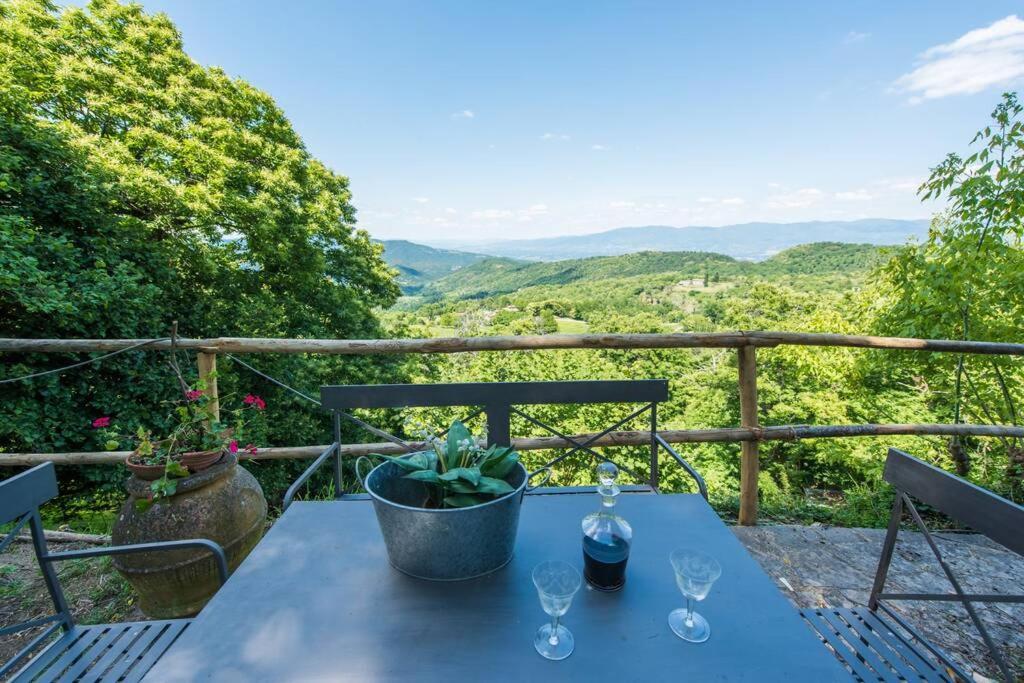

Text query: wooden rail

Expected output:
[3,331,1023,525]
[3,331,1024,356]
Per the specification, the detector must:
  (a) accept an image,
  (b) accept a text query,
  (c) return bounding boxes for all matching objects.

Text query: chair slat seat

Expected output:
[800,607,953,682]
[11,620,191,683]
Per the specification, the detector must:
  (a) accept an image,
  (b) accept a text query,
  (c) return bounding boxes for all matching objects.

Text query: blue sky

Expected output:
[130,1,1024,241]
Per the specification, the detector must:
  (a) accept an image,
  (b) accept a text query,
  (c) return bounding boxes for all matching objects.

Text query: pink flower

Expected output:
[244,394,266,410]
[185,389,204,401]
[228,440,239,454]
[245,444,258,455]
[92,416,111,428]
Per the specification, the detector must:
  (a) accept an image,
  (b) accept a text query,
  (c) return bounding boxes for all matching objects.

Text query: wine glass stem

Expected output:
[685,598,695,628]
[549,615,560,645]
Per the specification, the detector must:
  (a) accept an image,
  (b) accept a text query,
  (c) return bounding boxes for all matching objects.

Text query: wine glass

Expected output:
[532,560,582,660]
[668,548,721,643]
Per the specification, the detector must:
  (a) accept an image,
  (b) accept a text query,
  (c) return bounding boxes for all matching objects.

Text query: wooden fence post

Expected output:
[197,352,220,424]
[738,345,759,525]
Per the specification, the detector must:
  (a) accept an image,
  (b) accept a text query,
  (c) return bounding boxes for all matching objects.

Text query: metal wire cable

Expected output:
[225,353,414,450]
[0,338,172,385]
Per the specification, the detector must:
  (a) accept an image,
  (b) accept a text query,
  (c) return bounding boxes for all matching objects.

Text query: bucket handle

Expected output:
[355,455,375,490]
[525,466,552,492]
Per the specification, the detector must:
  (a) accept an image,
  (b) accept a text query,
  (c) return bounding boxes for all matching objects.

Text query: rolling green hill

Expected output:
[409,243,886,302]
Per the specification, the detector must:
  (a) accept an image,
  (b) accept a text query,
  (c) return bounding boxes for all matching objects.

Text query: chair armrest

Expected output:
[655,434,708,500]
[283,442,339,511]
[44,538,229,585]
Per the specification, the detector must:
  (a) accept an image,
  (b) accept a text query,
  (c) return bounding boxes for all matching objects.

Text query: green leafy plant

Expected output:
[373,421,521,508]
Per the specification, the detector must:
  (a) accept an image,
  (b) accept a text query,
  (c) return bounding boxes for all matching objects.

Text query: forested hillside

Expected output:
[402,242,885,305]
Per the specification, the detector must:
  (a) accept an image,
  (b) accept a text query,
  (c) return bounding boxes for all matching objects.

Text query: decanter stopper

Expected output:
[597,461,620,502]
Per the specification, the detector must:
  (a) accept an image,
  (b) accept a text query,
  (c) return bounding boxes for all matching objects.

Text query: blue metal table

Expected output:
[145,493,847,681]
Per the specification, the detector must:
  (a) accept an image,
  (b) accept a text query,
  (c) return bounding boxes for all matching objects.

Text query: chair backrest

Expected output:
[884,448,1024,555]
[1,463,73,678]
[321,380,669,447]
[871,449,1023,681]
[1,461,59,526]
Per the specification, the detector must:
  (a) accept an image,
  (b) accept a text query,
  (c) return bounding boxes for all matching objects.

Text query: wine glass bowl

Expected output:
[532,560,582,660]
[668,548,721,643]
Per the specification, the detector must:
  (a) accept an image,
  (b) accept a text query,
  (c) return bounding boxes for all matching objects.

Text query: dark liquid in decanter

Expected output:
[583,534,629,591]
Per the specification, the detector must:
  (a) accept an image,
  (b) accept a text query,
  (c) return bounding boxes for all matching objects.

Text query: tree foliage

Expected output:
[0,0,403,498]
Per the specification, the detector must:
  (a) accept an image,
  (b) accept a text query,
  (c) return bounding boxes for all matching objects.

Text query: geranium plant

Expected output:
[94,374,265,504]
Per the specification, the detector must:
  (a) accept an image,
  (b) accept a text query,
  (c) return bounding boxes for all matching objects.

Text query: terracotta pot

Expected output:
[112,453,267,618]
[180,448,224,474]
[124,455,167,481]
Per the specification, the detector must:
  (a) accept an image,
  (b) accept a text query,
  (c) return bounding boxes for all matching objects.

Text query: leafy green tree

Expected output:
[869,92,1024,489]
[0,0,403,500]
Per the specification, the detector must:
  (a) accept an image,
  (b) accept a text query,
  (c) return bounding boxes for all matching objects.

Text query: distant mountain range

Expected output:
[427,218,930,261]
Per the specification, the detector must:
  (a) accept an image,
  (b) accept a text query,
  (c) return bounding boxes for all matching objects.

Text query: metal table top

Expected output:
[145,493,846,681]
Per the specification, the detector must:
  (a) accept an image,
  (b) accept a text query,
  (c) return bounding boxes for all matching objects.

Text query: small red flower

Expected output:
[245,444,258,455]
[229,440,239,454]
[244,394,266,410]
[185,389,204,401]
[92,416,111,428]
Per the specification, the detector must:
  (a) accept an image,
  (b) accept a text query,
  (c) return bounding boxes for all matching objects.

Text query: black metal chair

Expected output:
[284,380,707,509]
[800,448,1024,682]
[1,462,230,682]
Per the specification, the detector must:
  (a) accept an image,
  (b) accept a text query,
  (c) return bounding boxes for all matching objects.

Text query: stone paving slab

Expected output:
[732,525,1024,681]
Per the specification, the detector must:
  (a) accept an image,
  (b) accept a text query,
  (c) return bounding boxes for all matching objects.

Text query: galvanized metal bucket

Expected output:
[360,459,545,581]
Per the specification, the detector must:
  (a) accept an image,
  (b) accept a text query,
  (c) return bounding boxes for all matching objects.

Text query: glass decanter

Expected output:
[581,462,633,591]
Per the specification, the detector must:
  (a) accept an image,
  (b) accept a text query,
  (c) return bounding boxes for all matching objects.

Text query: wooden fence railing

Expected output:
[3,331,1024,525]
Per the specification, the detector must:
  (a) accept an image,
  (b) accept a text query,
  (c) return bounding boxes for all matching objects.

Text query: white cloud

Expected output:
[609,200,635,208]
[721,197,746,206]
[844,30,871,44]
[835,189,873,201]
[411,197,430,204]
[591,144,609,151]
[893,15,1024,102]
[451,109,476,119]
[444,207,458,214]
[697,196,716,204]
[471,209,514,220]
[879,177,922,192]
[765,187,824,209]
[540,132,570,141]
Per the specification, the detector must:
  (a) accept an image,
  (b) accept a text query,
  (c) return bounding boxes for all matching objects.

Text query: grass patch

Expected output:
[555,317,588,333]
[0,563,24,599]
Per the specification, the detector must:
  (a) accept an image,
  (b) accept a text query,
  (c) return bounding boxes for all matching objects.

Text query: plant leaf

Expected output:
[376,452,431,472]
[438,467,481,485]
[481,449,520,478]
[476,476,515,495]
[444,480,478,494]
[445,420,473,468]
[404,470,441,484]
